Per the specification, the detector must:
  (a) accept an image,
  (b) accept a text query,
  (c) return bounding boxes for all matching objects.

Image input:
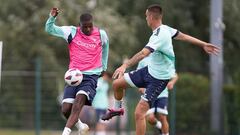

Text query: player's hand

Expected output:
[167,82,174,90]
[203,43,220,55]
[50,7,59,17]
[112,64,127,79]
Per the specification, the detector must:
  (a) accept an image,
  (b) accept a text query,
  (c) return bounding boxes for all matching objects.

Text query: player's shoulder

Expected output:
[160,24,177,35]
[99,29,107,35]
[161,24,174,30]
[60,25,77,31]
[99,29,108,39]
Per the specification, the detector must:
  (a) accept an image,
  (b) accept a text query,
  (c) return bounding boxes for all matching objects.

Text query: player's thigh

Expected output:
[76,74,99,105]
[62,85,77,104]
[113,76,130,90]
[124,67,148,88]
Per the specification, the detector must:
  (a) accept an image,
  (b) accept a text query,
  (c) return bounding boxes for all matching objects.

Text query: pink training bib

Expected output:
[68,27,102,71]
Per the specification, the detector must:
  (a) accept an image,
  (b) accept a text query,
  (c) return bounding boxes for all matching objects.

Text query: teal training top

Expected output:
[92,77,109,109]
[145,25,178,80]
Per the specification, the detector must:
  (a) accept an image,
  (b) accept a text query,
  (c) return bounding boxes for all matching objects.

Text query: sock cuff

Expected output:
[64,127,71,132]
[62,127,71,135]
[114,99,123,108]
[155,121,162,129]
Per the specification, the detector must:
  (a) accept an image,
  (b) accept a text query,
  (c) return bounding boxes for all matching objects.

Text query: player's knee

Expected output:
[134,109,145,120]
[70,95,85,115]
[135,111,143,120]
[135,100,149,120]
[61,106,71,118]
[146,114,156,125]
[159,115,167,123]
[113,79,126,91]
[113,80,121,90]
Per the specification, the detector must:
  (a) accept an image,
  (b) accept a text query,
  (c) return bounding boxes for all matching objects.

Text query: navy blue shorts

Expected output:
[146,97,168,115]
[95,109,107,122]
[62,74,99,105]
[124,66,169,106]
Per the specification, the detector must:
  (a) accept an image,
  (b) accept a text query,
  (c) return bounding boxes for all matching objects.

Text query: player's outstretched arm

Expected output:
[174,32,220,55]
[45,8,60,34]
[50,8,59,17]
[112,48,151,79]
[45,8,71,39]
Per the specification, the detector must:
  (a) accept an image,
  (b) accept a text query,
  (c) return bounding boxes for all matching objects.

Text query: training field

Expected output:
[0,129,61,135]
[0,129,139,135]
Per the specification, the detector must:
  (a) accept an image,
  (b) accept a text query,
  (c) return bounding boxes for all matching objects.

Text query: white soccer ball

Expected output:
[64,69,83,86]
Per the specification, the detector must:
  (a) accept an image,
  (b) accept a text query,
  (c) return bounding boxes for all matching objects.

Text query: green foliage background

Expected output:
[0,0,239,134]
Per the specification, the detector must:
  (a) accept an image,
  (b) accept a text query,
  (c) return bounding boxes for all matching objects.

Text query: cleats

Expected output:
[101,108,124,121]
[78,123,89,135]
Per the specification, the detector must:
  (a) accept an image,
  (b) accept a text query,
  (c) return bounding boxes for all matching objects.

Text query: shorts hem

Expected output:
[124,73,137,87]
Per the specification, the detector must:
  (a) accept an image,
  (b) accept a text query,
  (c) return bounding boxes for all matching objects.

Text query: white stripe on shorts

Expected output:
[124,73,137,87]
[146,108,155,115]
[145,108,168,115]
[156,108,168,115]
[62,98,74,104]
[76,90,90,100]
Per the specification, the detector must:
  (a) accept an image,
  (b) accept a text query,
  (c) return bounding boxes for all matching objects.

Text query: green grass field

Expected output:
[0,129,61,135]
[0,129,137,135]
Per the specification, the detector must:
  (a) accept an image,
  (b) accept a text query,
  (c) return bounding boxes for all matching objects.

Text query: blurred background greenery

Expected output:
[0,0,240,135]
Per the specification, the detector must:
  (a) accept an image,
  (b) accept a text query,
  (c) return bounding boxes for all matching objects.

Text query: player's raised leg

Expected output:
[101,77,127,120]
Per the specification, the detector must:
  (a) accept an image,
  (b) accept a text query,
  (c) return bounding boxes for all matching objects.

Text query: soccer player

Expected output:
[101,4,220,135]
[45,8,109,135]
[92,72,111,135]
[145,74,178,135]
[137,56,178,135]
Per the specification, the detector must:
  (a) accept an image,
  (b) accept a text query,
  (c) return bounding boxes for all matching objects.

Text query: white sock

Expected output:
[62,127,71,135]
[96,131,106,135]
[155,121,162,129]
[114,99,123,109]
[75,119,85,129]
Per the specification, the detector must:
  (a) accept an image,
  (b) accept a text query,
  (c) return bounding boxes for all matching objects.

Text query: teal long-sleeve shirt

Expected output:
[45,15,109,75]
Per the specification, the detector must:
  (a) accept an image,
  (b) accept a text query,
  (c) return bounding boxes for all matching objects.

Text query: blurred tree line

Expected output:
[0,0,239,134]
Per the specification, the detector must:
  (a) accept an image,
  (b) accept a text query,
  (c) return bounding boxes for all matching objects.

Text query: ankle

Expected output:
[75,119,85,129]
[62,127,71,135]
[155,121,162,129]
[114,99,123,109]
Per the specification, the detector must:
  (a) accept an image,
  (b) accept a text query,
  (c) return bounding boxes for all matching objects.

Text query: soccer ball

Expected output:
[64,68,83,86]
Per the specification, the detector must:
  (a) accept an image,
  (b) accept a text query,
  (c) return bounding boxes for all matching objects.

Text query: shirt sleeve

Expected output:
[45,15,76,42]
[145,35,162,52]
[100,29,109,71]
[166,25,179,38]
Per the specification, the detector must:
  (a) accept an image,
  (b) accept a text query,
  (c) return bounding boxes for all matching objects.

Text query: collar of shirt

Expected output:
[152,25,161,34]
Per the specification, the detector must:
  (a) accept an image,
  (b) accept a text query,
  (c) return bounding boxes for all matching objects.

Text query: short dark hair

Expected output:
[147,4,163,19]
[80,13,93,23]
